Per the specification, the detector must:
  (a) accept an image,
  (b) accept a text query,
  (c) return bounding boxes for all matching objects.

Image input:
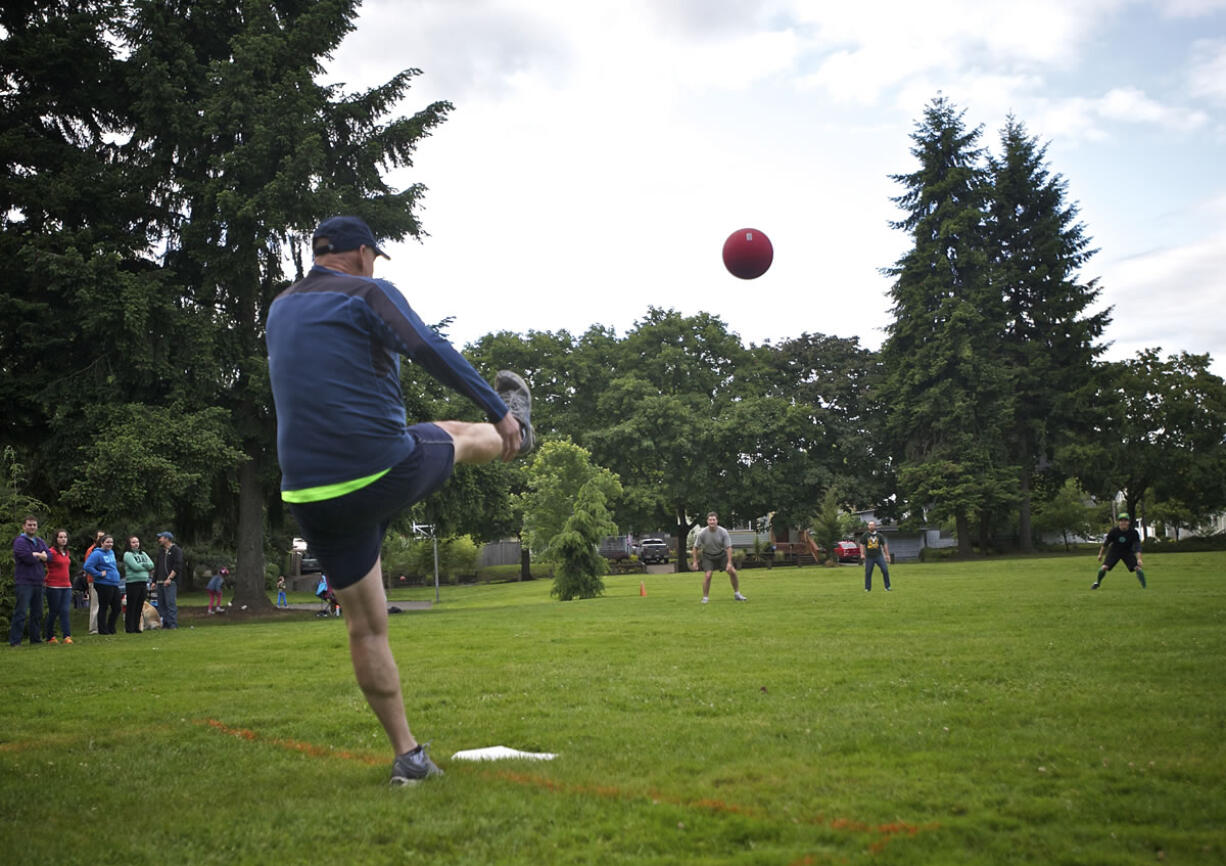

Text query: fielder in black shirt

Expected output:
[1092,512,1146,589]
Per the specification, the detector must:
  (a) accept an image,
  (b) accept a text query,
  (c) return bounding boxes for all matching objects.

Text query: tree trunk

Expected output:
[956,512,972,556]
[519,545,532,581]
[232,455,272,610]
[977,511,991,554]
[675,508,694,571]
[1018,466,1035,553]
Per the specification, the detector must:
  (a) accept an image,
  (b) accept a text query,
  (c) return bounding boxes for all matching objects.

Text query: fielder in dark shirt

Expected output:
[1092,512,1146,590]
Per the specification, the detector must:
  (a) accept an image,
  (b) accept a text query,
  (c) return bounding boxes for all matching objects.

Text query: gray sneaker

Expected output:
[495,370,535,455]
[389,745,443,786]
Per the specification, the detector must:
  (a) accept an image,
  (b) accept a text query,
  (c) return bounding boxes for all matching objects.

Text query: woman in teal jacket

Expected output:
[84,536,122,635]
[123,535,155,633]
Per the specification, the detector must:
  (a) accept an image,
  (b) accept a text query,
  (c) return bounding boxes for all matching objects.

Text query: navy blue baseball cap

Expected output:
[312,216,389,259]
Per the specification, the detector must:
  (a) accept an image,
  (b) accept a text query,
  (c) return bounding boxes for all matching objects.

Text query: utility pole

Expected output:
[412,523,440,603]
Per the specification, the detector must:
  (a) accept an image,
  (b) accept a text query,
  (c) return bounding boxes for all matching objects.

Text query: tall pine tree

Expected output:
[880,96,1016,554]
[0,0,242,530]
[987,116,1108,551]
[120,0,452,606]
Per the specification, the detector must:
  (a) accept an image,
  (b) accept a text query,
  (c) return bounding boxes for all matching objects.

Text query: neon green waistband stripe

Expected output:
[281,467,391,504]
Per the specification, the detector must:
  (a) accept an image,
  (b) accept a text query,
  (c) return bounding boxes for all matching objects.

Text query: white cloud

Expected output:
[1158,0,1226,16]
[1099,227,1226,375]
[1188,39,1226,104]
[667,29,802,92]
[792,0,1123,104]
[1029,87,1209,143]
[1098,86,1209,130]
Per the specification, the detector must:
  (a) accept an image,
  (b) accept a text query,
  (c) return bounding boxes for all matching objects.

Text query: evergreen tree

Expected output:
[0,0,243,538]
[987,116,1109,551]
[550,478,618,602]
[119,0,453,607]
[879,96,1015,554]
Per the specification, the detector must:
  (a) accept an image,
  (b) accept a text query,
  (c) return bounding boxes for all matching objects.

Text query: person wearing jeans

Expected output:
[10,516,50,646]
[859,521,892,592]
[43,529,74,644]
[153,531,183,629]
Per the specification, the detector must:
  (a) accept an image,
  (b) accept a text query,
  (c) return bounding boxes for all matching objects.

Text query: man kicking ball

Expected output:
[1092,512,1146,590]
[267,216,534,785]
[692,512,747,604]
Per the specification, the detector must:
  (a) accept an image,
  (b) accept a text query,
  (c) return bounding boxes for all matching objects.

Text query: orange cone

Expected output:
[639,581,647,597]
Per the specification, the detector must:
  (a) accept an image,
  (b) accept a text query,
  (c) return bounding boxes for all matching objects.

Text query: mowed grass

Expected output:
[2,553,1224,865]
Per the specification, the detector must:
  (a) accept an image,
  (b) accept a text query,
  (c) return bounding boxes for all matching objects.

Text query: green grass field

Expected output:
[3,553,1224,865]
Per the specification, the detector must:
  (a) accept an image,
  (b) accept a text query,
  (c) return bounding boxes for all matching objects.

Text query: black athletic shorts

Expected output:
[288,423,455,590]
[1103,548,1138,572]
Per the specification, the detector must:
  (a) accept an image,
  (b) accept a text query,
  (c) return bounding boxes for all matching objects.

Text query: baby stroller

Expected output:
[315,576,341,618]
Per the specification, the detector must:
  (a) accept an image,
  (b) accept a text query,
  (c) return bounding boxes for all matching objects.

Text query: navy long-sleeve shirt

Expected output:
[266,265,508,495]
[12,533,49,586]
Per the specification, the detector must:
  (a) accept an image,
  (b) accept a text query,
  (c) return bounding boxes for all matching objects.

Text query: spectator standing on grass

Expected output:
[206,569,224,614]
[43,529,74,644]
[1092,512,1146,590]
[859,521,892,592]
[276,575,288,608]
[84,529,105,635]
[122,536,155,633]
[10,516,50,646]
[84,535,122,635]
[266,215,535,785]
[153,531,182,629]
[692,512,746,605]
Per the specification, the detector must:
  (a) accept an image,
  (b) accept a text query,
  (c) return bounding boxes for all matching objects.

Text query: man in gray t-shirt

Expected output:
[691,512,747,604]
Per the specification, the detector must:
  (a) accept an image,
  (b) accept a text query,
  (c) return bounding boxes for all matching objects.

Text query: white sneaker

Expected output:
[700,597,709,604]
[734,592,747,601]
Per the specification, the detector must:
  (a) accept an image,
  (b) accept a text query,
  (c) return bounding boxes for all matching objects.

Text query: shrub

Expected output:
[386,534,481,585]
[919,546,961,563]
[1145,533,1226,553]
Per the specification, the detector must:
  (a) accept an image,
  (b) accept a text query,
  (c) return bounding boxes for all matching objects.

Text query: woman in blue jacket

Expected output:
[84,536,122,635]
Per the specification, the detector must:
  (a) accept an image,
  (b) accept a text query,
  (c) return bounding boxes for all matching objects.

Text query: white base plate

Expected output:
[450,745,557,761]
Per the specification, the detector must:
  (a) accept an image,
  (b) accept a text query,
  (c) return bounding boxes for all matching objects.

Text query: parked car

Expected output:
[637,537,670,564]
[834,541,861,563]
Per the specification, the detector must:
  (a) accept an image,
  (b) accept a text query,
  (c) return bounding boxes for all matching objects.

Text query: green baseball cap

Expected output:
[1117,512,1130,520]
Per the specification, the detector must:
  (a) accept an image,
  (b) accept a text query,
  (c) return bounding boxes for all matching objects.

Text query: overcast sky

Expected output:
[322,0,1226,374]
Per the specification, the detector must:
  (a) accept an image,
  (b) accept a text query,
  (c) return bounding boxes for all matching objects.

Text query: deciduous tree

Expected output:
[1063,350,1226,521]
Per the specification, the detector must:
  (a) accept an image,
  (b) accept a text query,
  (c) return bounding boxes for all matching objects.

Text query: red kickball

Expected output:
[722,228,773,280]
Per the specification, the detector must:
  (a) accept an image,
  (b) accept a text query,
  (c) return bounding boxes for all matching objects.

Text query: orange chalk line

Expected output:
[198,718,384,766]
[194,720,939,853]
[489,769,939,853]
